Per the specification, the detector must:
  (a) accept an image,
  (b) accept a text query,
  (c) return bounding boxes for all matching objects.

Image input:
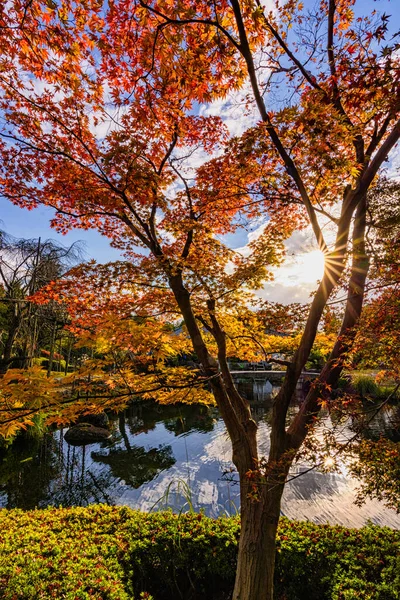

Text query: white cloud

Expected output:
[387,145,400,181]
[199,81,259,138]
[257,280,318,304]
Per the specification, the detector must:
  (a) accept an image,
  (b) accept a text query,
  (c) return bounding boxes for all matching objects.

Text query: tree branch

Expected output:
[229,0,327,253]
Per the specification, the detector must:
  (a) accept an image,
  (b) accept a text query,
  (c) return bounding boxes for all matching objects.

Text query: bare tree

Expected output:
[0,232,82,373]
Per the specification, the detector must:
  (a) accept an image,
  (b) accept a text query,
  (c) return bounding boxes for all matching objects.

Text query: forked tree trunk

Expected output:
[166,228,371,600]
[231,203,370,600]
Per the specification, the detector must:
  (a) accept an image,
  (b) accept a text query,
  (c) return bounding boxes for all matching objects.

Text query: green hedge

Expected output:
[0,505,399,599]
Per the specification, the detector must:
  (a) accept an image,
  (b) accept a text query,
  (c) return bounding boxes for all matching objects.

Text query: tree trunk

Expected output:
[58,336,63,372]
[0,313,20,374]
[47,322,56,377]
[233,479,285,600]
[65,335,72,375]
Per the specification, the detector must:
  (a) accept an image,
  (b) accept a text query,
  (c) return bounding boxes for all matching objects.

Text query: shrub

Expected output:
[336,376,351,390]
[0,506,132,600]
[375,385,399,402]
[275,520,400,600]
[306,347,326,371]
[352,375,379,398]
[32,357,67,372]
[0,506,399,599]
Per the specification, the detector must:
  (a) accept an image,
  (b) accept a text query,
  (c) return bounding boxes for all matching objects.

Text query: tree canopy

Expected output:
[0,1,399,599]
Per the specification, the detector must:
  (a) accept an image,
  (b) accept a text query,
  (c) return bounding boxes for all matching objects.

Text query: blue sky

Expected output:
[0,202,123,262]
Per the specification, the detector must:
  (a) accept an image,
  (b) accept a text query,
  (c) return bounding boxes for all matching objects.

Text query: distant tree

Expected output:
[0,233,82,373]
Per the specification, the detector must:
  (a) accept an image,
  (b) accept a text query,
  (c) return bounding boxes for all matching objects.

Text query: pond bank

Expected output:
[0,505,399,600]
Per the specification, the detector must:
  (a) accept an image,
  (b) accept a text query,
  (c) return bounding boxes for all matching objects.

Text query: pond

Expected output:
[1,376,399,528]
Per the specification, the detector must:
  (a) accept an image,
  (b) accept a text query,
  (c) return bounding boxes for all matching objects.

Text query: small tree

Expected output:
[0,2,399,599]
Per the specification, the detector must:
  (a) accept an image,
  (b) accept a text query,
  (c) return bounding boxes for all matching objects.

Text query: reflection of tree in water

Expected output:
[0,430,117,509]
[0,433,61,509]
[51,442,117,507]
[163,405,216,436]
[91,445,175,488]
[118,401,217,437]
[89,413,175,489]
[352,405,400,443]
[4,392,398,513]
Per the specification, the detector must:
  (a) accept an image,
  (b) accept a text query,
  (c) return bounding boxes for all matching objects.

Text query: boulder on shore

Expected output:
[64,423,112,446]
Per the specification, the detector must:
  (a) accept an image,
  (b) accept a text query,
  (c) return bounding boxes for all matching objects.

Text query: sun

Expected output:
[294,250,325,283]
[268,247,326,291]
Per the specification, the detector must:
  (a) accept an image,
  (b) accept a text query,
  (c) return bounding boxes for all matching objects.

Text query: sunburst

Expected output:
[294,249,326,283]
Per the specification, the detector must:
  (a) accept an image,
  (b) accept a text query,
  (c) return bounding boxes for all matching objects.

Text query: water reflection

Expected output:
[235,377,276,404]
[91,446,175,489]
[350,403,400,443]
[0,377,399,528]
[0,435,61,509]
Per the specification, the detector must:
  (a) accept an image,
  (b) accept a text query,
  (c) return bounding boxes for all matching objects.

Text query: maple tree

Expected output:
[0,1,400,599]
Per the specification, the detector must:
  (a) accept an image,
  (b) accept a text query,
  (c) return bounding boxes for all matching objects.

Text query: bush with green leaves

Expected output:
[0,506,399,599]
[0,505,132,600]
[32,357,67,371]
[352,375,379,398]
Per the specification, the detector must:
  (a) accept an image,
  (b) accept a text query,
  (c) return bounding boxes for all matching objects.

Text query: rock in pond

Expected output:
[77,412,109,429]
[64,423,112,446]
